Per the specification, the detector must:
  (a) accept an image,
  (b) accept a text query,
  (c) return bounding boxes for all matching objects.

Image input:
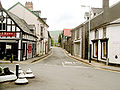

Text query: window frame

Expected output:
[100,39,108,60]
[0,23,6,31]
[92,40,98,59]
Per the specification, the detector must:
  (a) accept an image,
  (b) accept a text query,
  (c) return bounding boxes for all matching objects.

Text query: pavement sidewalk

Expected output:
[65,50,120,72]
[0,49,52,64]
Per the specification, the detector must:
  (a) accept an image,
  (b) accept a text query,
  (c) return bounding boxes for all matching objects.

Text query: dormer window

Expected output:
[30,29,34,33]
[28,25,36,34]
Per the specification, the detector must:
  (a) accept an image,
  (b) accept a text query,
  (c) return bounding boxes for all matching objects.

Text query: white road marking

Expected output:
[63,65,90,68]
[62,62,65,67]
[64,61,79,64]
[62,61,89,68]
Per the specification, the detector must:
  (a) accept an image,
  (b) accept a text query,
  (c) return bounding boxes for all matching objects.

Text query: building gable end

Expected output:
[0,9,21,32]
[8,2,49,27]
[8,2,39,17]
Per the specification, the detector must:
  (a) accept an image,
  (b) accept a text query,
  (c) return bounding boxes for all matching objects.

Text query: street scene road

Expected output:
[1,47,120,90]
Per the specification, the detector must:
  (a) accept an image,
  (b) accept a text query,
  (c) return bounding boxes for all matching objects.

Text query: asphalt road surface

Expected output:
[1,47,120,90]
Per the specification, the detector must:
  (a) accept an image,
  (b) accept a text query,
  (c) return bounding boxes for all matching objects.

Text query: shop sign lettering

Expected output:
[0,32,16,37]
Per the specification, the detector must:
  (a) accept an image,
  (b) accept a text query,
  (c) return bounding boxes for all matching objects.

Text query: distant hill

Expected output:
[49,30,62,44]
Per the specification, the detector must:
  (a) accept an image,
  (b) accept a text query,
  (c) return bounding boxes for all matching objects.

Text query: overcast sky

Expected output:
[1,0,120,31]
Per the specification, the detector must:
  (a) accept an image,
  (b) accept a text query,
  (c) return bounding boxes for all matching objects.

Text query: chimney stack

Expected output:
[103,0,109,12]
[25,2,33,11]
[103,0,109,22]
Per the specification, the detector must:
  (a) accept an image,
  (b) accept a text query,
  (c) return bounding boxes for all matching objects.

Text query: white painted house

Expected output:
[90,18,120,64]
[90,1,120,64]
[8,2,49,56]
[71,0,120,65]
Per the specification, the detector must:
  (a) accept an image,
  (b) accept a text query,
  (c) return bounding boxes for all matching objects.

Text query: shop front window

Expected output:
[93,41,98,58]
[103,42,106,57]
[0,43,18,60]
[101,40,108,59]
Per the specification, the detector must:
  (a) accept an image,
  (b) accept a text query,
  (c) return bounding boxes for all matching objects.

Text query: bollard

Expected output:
[15,70,28,84]
[89,59,91,63]
[16,64,19,78]
[106,58,109,65]
[10,54,13,63]
[18,67,23,74]
[25,68,35,78]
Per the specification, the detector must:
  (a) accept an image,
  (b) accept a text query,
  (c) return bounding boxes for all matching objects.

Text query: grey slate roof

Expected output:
[91,8,103,14]
[8,2,49,27]
[5,9,36,37]
[90,1,120,30]
[72,1,120,31]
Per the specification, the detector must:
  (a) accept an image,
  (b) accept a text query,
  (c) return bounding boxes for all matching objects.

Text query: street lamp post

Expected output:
[81,5,91,63]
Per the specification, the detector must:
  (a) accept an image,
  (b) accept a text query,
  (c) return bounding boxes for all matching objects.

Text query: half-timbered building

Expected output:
[0,4,37,61]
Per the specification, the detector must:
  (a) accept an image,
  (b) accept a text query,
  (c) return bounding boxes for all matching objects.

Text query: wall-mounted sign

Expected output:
[0,32,16,37]
[6,45,12,49]
[28,44,32,53]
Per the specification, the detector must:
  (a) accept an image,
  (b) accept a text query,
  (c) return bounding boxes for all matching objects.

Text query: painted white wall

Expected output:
[90,18,120,64]
[107,24,120,64]
[90,30,94,44]
[97,28,102,60]
[98,28,103,39]
[90,30,95,59]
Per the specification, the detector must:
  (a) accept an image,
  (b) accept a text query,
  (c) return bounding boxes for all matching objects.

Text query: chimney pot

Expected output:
[25,1,33,11]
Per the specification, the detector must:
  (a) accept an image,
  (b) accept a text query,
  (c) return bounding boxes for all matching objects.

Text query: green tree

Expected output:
[58,34,61,44]
[51,38,54,46]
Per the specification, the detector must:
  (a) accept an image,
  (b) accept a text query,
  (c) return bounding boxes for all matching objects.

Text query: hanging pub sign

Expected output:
[0,32,16,37]
[28,44,32,53]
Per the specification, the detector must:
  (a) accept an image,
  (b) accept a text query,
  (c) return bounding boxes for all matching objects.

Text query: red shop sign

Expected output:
[28,44,32,53]
[0,32,16,37]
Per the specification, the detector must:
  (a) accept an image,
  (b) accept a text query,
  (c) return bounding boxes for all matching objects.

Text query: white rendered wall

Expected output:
[107,24,120,64]
[97,28,102,60]
[90,31,95,44]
